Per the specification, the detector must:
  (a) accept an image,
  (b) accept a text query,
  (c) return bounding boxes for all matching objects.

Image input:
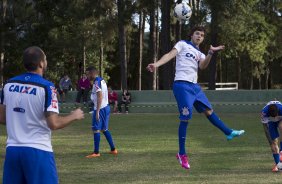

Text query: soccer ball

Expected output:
[174,3,192,21]
[277,162,282,170]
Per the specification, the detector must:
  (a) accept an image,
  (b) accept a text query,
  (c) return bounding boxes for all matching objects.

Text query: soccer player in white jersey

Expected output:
[0,46,84,183]
[261,100,282,172]
[85,66,117,158]
[147,26,245,170]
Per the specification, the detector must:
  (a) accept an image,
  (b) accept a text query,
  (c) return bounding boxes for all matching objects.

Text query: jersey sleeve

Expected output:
[94,78,102,93]
[200,52,206,61]
[174,41,184,53]
[45,84,59,113]
[261,108,269,124]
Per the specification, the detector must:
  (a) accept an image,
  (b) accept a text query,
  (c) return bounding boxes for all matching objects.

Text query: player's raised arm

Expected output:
[199,45,225,70]
[146,48,178,72]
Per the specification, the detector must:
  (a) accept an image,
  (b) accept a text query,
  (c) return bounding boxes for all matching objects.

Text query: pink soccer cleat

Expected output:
[176,153,190,169]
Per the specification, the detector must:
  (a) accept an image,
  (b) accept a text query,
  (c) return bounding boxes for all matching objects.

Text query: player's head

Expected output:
[268,104,278,117]
[189,26,205,46]
[86,66,98,80]
[23,46,47,74]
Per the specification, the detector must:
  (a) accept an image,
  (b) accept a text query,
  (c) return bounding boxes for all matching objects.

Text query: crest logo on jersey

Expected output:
[182,107,189,116]
[9,85,37,95]
[25,76,31,81]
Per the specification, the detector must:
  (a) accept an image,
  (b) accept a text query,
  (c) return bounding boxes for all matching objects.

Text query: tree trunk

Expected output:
[149,1,158,90]
[237,55,242,89]
[99,32,103,77]
[250,62,253,90]
[208,4,219,90]
[0,0,7,88]
[138,11,145,91]
[159,0,173,90]
[117,0,127,90]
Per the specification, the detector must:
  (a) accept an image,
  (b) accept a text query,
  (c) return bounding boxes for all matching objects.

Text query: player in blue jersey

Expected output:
[85,66,117,158]
[0,46,84,184]
[261,100,282,172]
[147,26,245,170]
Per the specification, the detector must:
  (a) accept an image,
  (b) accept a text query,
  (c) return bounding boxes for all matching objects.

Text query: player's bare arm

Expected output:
[45,108,84,130]
[146,48,178,72]
[0,105,6,125]
[96,91,103,121]
[262,123,272,145]
[199,45,225,70]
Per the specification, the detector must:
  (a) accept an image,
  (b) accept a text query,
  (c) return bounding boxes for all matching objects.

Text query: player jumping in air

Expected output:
[146,26,245,170]
[85,66,118,158]
[261,100,282,172]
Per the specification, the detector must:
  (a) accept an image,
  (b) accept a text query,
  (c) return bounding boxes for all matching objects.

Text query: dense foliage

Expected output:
[0,0,281,90]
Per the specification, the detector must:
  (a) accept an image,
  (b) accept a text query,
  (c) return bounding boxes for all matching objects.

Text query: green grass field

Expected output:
[0,113,281,184]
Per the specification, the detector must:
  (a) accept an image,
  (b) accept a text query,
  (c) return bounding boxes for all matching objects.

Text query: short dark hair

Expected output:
[269,104,278,117]
[23,46,45,71]
[189,26,206,37]
[86,66,97,72]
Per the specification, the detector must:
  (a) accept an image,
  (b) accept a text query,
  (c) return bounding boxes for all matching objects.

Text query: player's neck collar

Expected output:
[184,40,200,51]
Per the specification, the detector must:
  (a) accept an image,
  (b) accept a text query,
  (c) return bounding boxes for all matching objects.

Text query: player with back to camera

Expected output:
[0,46,84,184]
[85,66,118,158]
[261,100,282,172]
[146,26,245,170]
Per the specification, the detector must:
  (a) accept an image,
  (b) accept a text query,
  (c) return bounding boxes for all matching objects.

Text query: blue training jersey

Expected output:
[261,101,282,124]
[0,72,59,152]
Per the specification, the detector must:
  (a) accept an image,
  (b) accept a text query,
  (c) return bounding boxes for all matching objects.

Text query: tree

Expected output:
[117,0,128,90]
[159,0,174,90]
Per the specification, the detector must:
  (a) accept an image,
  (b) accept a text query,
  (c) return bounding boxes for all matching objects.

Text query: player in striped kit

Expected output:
[0,46,84,183]
[147,26,245,170]
[261,100,282,172]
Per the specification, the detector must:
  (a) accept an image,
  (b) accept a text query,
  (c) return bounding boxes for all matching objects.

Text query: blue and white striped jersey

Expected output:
[0,72,59,152]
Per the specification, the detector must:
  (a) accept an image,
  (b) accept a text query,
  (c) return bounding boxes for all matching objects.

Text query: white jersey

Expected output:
[174,40,206,83]
[90,77,108,110]
[261,101,282,124]
[0,73,59,152]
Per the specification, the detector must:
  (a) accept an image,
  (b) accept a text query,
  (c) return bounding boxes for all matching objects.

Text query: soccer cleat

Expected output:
[280,152,282,162]
[85,153,100,158]
[226,130,245,141]
[272,164,279,172]
[176,153,190,169]
[109,149,118,155]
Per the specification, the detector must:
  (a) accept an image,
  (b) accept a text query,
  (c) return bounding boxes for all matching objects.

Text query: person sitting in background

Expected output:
[76,73,91,105]
[59,74,72,103]
[118,89,131,114]
[108,87,118,113]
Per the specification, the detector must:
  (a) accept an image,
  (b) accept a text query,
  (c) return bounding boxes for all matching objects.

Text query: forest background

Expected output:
[0,0,281,90]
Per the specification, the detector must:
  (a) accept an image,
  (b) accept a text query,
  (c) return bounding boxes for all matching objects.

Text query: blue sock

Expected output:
[273,153,280,164]
[207,112,232,135]
[178,121,188,155]
[280,142,282,152]
[94,132,100,154]
[103,130,115,151]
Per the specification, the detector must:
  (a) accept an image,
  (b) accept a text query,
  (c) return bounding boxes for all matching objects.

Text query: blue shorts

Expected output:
[268,121,280,140]
[173,81,212,121]
[92,105,110,131]
[3,146,58,184]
